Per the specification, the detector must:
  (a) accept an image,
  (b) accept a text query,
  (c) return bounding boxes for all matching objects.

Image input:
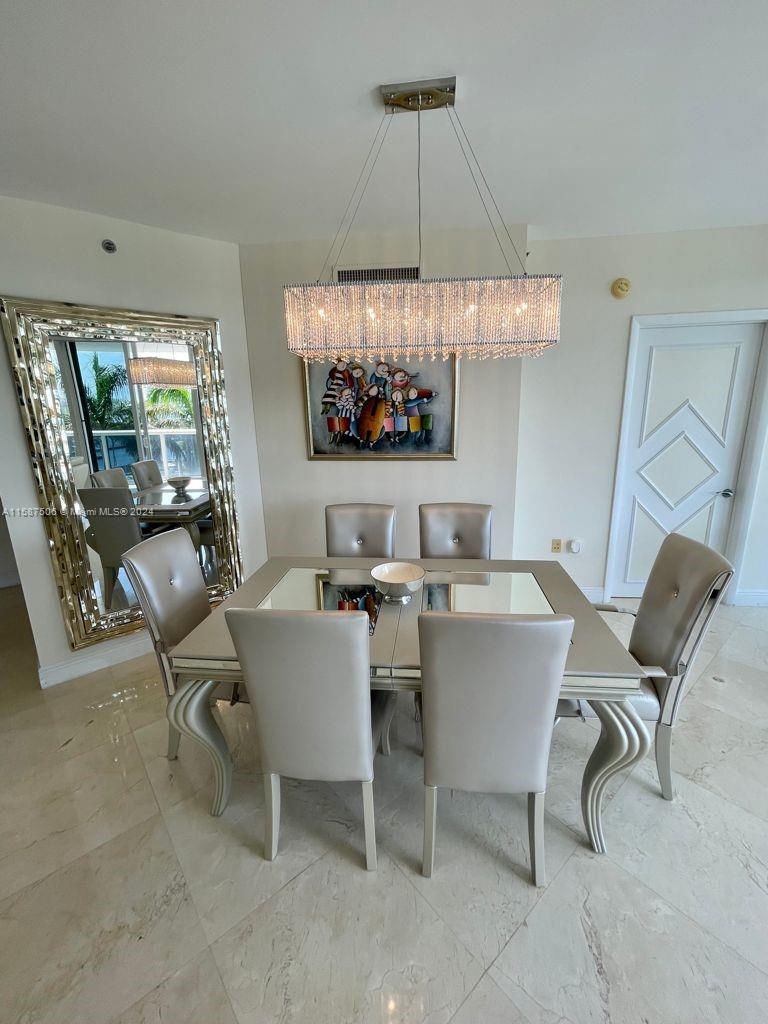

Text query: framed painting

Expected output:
[302,355,458,459]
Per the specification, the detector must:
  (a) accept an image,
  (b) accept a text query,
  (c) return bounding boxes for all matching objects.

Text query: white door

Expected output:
[607,321,763,598]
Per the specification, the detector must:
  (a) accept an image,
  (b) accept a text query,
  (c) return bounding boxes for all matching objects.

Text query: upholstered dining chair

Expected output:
[325,503,396,558]
[91,466,130,488]
[558,533,733,801]
[419,611,574,885]
[131,459,163,490]
[78,486,142,611]
[122,528,211,760]
[225,608,395,870]
[419,502,493,559]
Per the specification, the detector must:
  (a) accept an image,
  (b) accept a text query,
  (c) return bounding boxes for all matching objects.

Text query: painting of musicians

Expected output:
[303,356,458,459]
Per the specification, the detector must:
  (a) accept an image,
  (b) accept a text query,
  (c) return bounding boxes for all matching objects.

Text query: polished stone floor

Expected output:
[1,585,767,1023]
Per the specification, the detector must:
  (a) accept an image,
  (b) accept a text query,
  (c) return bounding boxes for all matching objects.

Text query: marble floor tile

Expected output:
[0,730,157,900]
[717,623,768,673]
[163,773,361,942]
[671,693,768,822]
[605,760,768,974]
[0,814,207,1024]
[692,652,768,729]
[0,686,131,776]
[112,950,237,1024]
[734,605,768,631]
[378,787,578,967]
[212,848,483,1024]
[490,851,768,1024]
[449,974,530,1024]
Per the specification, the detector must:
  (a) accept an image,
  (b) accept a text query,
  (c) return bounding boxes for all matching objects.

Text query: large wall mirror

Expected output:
[1,297,242,649]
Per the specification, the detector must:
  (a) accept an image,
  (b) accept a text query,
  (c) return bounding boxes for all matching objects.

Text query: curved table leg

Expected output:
[167,679,233,816]
[581,699,651,854]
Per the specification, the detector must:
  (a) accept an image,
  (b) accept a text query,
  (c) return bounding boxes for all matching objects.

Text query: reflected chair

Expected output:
[78,486,142,611]
[419,503,493,559]
[558,533,733,801]
[325,503,396,558]
[91,467,130,488]
[419,611,574,885]
[225,608,395,869]
[131,459,163,490]
[122,528,211,759]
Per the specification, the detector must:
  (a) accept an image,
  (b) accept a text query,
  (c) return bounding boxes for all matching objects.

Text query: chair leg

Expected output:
[423,785,437,877]
[103,566,117,610]
[655,722,674,801]
[362,780,377,871]
[167,722,181,760]
[528,792,546,887]
[264,773,280,860]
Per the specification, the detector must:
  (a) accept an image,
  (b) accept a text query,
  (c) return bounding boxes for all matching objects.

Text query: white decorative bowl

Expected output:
[371,561,426,604]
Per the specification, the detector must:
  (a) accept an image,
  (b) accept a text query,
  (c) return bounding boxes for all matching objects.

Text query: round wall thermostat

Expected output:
[611,277,630,299]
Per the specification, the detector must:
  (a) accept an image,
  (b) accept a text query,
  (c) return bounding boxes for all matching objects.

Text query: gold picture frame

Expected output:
[1,296,242,649]
[302,355,459,460]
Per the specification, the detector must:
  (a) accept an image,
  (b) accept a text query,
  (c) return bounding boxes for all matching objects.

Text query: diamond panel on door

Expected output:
[638,433,717,509]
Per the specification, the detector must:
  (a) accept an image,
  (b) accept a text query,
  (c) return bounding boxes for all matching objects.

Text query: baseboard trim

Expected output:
[580,587,605,603]
[0,570,20,588]
[38,630,153,688]
[730,589,768,607]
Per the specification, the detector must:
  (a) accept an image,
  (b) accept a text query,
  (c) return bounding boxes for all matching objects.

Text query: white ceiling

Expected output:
[1,0,766,244]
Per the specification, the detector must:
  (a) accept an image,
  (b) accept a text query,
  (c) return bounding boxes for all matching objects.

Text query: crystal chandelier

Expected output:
[284,77,561,362]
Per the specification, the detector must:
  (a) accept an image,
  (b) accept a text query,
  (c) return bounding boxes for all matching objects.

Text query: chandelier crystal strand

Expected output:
[284,273,561,361]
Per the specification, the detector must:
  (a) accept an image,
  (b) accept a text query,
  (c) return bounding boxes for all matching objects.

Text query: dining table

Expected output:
[133,477,210,546]
[168,556,650,854]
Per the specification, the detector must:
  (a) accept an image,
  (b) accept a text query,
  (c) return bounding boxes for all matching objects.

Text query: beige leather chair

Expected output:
[325,503,396,558]
[78,486,142,611]
[225,608,395,870]
[419,503,493,559]
[419,611,574,885]
[91,467,131,488]
[131,459,163,490]
[122,528,211,759]
[558,533,733,801]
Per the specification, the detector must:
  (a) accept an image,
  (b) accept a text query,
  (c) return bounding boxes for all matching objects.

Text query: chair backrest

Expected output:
[630,533,733,719]
[122,528,210,653]
[419,612,574,794]
[78,487,142,568]
[419,503,493,559]
[131,459,163,490]
[91,467,130,489]
[225,609,374,782]
[325,503,396,558]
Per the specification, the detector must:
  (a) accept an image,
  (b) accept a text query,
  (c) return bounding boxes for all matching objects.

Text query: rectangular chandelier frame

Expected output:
[284,273,562,362]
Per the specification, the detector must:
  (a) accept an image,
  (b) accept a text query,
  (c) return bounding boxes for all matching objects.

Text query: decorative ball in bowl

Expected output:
[167,476,191,495]
[371,562,426,604]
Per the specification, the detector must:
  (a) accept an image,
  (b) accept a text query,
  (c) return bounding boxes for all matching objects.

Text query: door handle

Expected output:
[720,488,734,498]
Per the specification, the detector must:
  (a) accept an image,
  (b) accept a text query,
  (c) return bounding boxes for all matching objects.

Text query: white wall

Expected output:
[240,227,526,559]
[520,225,768,597]
[0,195,266,684]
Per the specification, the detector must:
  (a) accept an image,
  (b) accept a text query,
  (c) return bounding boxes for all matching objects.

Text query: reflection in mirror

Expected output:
[51,337,221,614]
[1,297,241,648]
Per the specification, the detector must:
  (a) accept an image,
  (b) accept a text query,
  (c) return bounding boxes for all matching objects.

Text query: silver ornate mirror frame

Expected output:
[1,296,242,649]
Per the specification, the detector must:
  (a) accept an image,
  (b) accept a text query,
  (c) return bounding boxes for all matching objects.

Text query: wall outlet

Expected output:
[551,538,562,554]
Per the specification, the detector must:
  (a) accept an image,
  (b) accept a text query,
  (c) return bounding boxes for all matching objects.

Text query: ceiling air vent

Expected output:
[337,266,420,283]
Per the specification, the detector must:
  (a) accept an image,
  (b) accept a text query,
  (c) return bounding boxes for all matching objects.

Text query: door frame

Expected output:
[604,309,768,604]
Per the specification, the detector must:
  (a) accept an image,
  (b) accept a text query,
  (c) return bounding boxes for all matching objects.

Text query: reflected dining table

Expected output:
[133,478,210,546]
[168,557,650,854]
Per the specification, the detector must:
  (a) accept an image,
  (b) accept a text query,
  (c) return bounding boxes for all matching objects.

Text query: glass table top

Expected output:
[258,567,553,620]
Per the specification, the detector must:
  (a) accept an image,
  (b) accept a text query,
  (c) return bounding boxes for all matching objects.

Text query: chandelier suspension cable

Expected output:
[451,105,527,274]
[445,105,527,276]
[316,110,390,282]
[417,98,423,275]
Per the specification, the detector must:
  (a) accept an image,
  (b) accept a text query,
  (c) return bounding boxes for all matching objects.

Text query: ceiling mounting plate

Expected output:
[380,76,456,113]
